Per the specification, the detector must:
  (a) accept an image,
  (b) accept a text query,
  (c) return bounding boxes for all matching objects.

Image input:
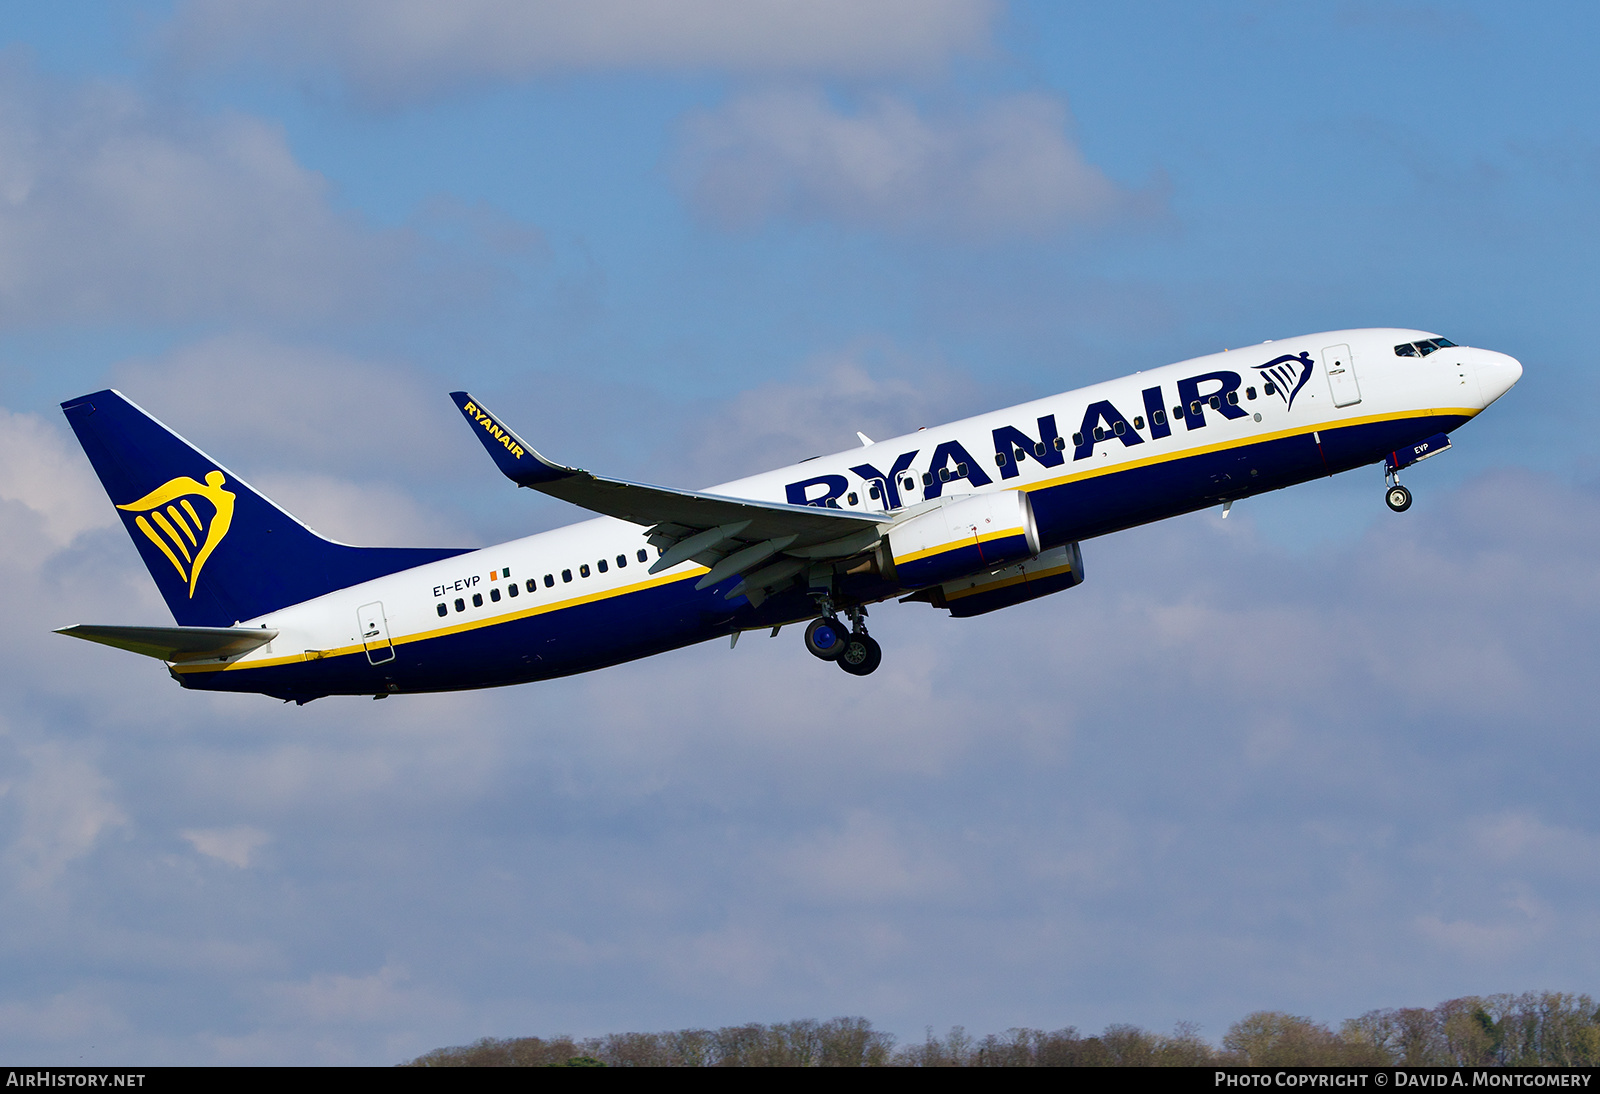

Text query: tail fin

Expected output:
[62,390,468,626]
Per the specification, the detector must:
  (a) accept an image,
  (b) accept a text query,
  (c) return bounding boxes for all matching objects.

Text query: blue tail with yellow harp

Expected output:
[61,390,467,627]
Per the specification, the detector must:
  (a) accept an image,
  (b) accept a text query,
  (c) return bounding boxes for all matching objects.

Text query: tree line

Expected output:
[404,991,1600,1066]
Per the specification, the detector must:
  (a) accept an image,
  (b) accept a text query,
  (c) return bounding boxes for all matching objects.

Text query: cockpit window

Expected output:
[1396,337,1458,358]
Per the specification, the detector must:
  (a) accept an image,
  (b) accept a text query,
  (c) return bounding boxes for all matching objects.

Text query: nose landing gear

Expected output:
[1384,463,1413,513]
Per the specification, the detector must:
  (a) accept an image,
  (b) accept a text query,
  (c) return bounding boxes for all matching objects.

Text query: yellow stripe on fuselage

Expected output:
[892,524,1029,566]
[173,565,711,675]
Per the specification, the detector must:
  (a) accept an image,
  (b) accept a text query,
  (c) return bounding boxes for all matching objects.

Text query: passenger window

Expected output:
[580,564,590,578]
[923,472,933,486]
[1093,426,1105,441]
[938,468,950,482]
[1190,401,1201,415]
[1072,432,1084,446]
[616,554,627,568]
[637,549,648,563]
[562,569,572,583]
[846,492,858,505]
[903,476,916,491]
[1172,406,1183,419]
[508,583,518,597]
[1053,436,1066,451]
[472,593,483,607]
[526,578,537,592]
[455,598,465,612]
[1033,443,1046,457]
[957,462,969,476]
[436,603,447,617]
[545,574,555,587]
[1133,416,1144,430]
[869,484,881,499]
[995,452,1008,467]
[1153,410,1166,426]
[598,558,608,573]
[1262,383,1276,396]
[490,587,501,602]
[1208,395,1221,410]
[1226,391,1239,405]
[1246,387,1256,400]
[1113,421,1125,436]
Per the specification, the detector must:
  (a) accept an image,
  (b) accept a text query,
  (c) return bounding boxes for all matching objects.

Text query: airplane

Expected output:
[56,328,1521,703]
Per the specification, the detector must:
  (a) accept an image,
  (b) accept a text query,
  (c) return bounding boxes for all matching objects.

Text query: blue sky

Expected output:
[1,1,1598,1064]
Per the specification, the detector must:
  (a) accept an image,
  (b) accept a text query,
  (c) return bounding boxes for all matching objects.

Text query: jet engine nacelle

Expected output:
[917,541,1085,618]
[887,489,1041,589]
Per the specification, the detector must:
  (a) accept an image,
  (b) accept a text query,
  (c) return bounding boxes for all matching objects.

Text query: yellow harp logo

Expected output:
[117,471,236,597]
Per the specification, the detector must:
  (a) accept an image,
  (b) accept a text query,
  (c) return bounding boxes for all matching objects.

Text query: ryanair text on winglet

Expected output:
[463,401,526,460]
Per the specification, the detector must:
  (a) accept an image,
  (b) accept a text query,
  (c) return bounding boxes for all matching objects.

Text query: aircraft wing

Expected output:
[450,391,889,602]
[56,624,279,663]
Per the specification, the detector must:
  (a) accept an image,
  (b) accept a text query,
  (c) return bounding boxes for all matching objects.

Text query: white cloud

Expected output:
[0,407,114,559]
[4,742,127,890]
[677,89,1138,236]
[0,60,411,326]
[168,0,996,101]
[110,336,469,478]
[263,963,449,1027]
[784,812,956,903]
[182,826,270,868]
[663,341,982,485]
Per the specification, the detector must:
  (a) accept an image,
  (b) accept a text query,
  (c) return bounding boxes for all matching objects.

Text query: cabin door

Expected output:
[358,601,396,665]
[1321,343,1361,407]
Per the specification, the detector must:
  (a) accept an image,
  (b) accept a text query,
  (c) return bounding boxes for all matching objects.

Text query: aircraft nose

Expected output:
[1475,351,1523,407]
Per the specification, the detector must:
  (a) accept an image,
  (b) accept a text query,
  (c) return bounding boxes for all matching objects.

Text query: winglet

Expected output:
[449,391,575,487]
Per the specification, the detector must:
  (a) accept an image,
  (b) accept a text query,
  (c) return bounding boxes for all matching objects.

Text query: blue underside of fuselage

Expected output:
[181,412,1468,701]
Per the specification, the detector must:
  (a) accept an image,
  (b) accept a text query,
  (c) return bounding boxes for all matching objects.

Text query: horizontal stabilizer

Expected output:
[56,624,278,663]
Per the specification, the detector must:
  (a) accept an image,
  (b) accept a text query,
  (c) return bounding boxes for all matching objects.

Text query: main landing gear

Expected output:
[803,602,882,676]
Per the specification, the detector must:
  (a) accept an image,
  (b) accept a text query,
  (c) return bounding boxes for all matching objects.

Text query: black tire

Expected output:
[1385,484,1412,513]
[804,617,848,661]
[837,634,882,676]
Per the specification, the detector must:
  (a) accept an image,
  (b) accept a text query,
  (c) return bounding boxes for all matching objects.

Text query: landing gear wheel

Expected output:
[1385,484,1412,513]
[837,634,882,676]
[804,617,848,661]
